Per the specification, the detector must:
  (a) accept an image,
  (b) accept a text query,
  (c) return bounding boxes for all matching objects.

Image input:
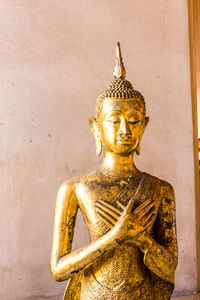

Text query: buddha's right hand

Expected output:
[95,198,156,246]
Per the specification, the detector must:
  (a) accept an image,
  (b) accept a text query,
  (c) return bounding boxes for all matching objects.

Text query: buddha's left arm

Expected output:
[139,182,178,284]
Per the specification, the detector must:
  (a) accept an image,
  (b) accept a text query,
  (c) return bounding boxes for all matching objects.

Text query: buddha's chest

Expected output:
[76,174,161,239]
[76,180,123,236]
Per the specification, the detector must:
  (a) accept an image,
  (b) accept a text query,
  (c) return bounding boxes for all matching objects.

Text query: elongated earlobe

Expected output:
[89,117,102,156]
[136,141,140,155]
[136,117,149,155]
[96,137,102,156]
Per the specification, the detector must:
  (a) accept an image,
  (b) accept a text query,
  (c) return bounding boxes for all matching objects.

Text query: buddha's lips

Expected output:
[116,136,133,143]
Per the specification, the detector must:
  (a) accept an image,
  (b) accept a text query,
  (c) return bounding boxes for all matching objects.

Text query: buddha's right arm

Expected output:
[50,181,118,282]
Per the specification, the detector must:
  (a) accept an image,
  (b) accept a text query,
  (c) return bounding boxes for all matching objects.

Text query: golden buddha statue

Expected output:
[51,42,178,300]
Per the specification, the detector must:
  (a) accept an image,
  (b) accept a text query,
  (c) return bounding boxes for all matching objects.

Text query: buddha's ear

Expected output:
[136,116,149,155]
[89,117,99,136]
[89,117,102,156]
[136,142,141,155]
[141,116,149,135]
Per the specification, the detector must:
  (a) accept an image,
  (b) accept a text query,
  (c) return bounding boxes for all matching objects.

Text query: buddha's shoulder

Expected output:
[58,172,102,189]
[144,172,175,195]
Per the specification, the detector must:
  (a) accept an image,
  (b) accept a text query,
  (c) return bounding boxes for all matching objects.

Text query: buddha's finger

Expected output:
[124,177,145,214]
[95,202,120,220]
[142,207,156,224]
[140,207,155,225]
[143,213,156,228]
[137,203,155,219]
[97,212,113,228]
[97,200,122,215]
[116,200,126,210]
[123,197,136,215]
[134,199,153,215]
[95,207,117,225]
[143,217,154,230]
[141,205,156,220]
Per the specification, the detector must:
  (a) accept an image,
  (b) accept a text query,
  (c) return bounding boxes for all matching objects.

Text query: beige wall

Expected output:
[0,0,197,299]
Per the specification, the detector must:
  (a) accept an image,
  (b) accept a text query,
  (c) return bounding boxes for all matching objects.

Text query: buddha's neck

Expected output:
[101,151,139,177]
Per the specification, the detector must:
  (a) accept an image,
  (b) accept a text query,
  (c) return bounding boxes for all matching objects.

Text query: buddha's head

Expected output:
[89,42,149,156]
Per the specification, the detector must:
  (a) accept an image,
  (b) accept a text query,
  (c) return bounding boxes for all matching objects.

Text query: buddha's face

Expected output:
[99,97,148,155]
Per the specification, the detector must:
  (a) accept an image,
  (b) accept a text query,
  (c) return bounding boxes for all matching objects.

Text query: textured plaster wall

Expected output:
[0,0,196,299]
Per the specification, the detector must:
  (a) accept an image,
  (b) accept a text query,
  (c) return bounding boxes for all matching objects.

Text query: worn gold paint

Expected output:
[51,43,178,299]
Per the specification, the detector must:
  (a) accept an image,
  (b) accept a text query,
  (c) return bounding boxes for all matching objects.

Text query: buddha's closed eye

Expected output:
[106,116,121,123]
[128,120,140,125]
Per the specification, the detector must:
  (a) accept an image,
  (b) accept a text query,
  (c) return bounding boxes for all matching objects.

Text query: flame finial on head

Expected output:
[113,42,126,79]
[95,42,146,125]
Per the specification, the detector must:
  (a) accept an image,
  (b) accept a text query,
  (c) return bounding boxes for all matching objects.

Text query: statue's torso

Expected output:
[74,172,161,299]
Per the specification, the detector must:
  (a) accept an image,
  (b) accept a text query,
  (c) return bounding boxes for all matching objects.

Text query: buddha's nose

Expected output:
[119,117,131,135]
